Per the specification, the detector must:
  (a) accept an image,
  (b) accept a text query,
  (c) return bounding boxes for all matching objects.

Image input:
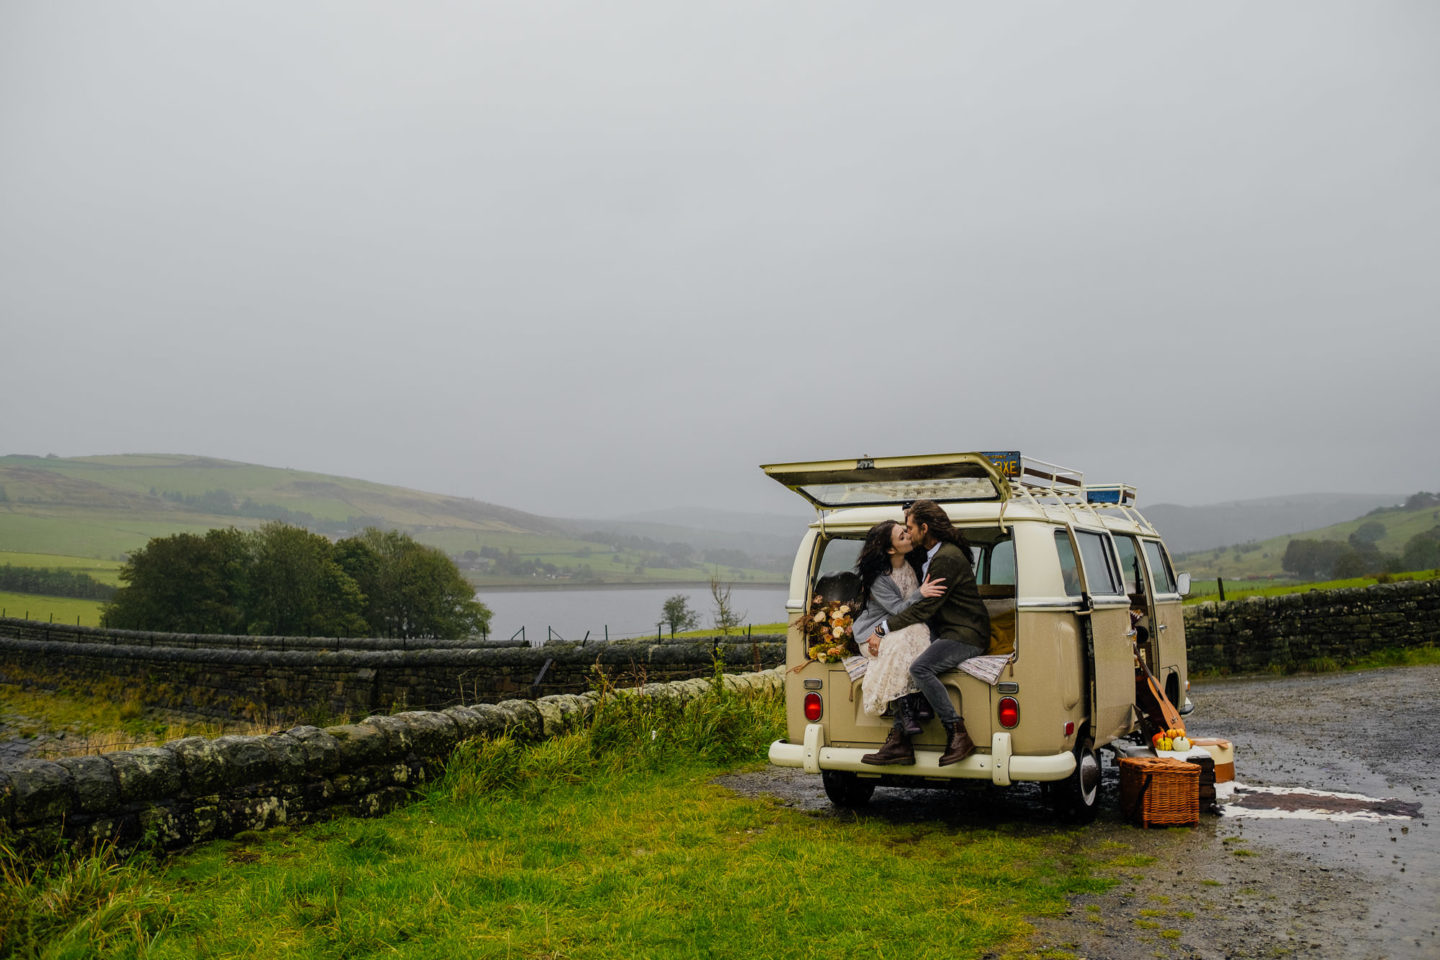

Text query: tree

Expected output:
[709,577,746,635]
[101,523,490,640]
[336,528,491,639]
[103,528,249,633]
[661,594,699,635]
[1348,521,1386,548]
[245,522,367,637]
[1281,539,1352,579]
[1402,526,1440,571]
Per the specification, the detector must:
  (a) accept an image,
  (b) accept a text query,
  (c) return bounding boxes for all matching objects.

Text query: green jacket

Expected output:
[886,541,990,646]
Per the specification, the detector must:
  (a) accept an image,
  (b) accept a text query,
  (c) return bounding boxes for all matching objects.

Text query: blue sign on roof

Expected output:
[981,450,1021,479]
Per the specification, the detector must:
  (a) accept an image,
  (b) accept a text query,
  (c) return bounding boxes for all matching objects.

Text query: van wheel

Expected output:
[821,771,876,808]
[1050,744,1101,824]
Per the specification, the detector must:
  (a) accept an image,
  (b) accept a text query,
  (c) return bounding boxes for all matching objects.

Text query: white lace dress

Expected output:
[859,564,934,718]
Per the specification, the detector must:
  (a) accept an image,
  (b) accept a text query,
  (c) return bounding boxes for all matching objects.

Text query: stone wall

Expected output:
[0,617,783,724]
[0,668,783,855]
[1183,579,1440,675]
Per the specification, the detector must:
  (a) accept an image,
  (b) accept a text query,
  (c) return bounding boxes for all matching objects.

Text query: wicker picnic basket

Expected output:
[1119,757,1200,828]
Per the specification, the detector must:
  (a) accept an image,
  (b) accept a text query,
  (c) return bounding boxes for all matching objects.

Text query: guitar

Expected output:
[1133,641,1185,734]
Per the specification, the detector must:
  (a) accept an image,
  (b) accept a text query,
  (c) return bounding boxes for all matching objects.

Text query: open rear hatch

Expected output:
[761,451,1016,509]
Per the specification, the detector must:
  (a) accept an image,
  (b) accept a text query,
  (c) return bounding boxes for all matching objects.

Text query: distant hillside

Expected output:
[561,506,810,562]
[1172,499,1440,579]
[0,454,785,586]
[1143,493,1405,555]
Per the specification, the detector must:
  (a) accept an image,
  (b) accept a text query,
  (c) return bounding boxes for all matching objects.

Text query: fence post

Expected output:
[1217,577,1226,602]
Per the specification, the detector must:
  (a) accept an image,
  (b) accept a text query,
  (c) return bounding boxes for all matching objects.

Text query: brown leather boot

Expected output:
[938,720,976,766]
[861,724,915,765]
[891,696,922,737]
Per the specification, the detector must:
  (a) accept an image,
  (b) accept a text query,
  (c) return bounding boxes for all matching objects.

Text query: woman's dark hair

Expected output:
[905,499,976,559]
[853,520,924,611]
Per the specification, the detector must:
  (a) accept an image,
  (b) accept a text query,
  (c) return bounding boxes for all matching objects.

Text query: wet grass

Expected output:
[0,678,1139,959]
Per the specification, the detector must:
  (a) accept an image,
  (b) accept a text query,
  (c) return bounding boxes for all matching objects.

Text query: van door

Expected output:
[1113,534,1154,660]
[1140,539,1187,707]
[1069,528,1134,744]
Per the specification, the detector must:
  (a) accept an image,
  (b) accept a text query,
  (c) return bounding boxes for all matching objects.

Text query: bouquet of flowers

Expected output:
[798,594,859,663]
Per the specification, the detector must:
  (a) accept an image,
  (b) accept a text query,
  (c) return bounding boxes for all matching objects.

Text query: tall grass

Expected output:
[0,840,171,959]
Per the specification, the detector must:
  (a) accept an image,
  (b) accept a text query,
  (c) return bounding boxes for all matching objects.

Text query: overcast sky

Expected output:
[3,2,1436,520]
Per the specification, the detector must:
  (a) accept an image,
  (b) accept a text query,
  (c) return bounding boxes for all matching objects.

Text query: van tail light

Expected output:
[803,692,823,722]
[997,696,1020,729]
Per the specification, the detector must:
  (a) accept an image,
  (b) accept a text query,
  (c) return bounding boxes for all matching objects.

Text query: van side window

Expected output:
[978,538,1016,586]
[1054,530,1083,597]
[1075,530,1123,596]
[1142,540,1177,594]
[1114,535,1143,596]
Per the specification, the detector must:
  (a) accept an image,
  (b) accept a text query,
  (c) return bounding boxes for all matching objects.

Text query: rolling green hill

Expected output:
[1174,500,1440,579]
[0,454,785,586]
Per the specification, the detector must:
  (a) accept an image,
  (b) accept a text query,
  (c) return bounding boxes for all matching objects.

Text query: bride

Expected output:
[849,520,945,729]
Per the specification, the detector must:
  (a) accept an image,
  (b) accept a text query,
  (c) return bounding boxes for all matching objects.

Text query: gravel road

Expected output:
[715,665,1438,960]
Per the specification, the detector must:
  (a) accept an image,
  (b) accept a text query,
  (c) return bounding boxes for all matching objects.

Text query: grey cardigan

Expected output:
[851,569,927,645]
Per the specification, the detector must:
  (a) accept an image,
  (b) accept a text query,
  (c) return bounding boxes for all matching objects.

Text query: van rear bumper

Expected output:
[768,726,1075,785]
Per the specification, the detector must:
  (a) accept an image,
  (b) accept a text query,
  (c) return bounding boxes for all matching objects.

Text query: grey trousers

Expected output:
[909,634,984,727]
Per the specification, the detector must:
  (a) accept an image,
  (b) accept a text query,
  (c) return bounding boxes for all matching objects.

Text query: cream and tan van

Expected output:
[762,452,1191,821]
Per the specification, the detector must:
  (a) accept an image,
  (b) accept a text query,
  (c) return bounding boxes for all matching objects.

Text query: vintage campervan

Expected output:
[762,452,1191,821]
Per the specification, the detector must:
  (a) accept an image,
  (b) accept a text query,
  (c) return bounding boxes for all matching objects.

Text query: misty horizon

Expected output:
[3,3,1436,518]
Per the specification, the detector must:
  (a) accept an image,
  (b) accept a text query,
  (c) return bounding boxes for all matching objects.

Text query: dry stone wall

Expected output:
[0,617,783,724]
[1183,579,1439,674]
[0,668,783,855]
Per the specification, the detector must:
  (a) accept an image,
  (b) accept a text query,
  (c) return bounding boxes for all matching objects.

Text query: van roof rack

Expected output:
[994,455,1156,535]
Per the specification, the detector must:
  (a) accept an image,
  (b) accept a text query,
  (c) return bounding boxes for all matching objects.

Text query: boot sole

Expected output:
[861,755,916,765]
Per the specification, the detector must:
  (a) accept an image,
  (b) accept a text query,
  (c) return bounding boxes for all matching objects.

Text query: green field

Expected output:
[0,591,105,626]
[0,551,124,585]
[1184,571,1436,605]
[1175,502,1440,579]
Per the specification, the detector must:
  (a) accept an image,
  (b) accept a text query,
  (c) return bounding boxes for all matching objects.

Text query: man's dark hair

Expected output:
[905,499,976,559]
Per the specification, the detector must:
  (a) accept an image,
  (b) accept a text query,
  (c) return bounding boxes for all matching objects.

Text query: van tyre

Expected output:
[1050,744,1101,824]
[821,771,876,808]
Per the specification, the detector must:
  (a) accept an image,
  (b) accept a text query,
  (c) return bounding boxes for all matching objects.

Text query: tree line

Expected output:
[101,523,491,639]
[0,565,117,601]
[1282,522,1440,580]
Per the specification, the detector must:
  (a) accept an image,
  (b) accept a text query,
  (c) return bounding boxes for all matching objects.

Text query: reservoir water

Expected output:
[474,584,789,643]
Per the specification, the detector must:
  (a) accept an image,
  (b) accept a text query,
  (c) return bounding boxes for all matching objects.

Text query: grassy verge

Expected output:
[1184,570,1438,605]
[1,678,1134,960]
[1309,645,1440,674]
[0,591,105,627]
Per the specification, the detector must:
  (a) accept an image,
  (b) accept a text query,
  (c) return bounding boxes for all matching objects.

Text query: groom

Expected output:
[861,499,990,766]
